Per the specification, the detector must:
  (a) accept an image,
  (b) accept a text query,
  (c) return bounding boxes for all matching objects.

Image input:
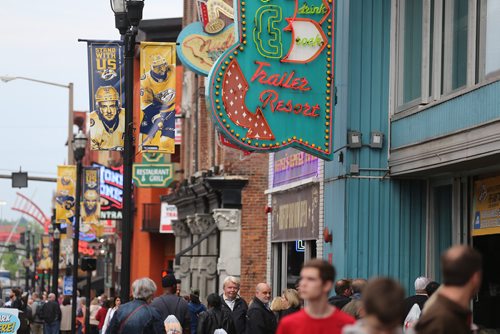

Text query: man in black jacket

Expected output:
[220,276,248,334]
[151,274,190,333]
[328,279,352,309]
[246,283,277,334]
[42,293,61,334]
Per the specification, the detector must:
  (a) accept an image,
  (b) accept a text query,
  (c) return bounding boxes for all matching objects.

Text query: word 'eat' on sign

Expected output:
[207,0,334,160]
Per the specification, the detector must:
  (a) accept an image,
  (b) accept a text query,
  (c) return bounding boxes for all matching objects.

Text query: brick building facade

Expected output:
[162,1,270,301]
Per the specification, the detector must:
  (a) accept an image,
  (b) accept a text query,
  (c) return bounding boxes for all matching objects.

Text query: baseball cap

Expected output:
[162,274,177,288]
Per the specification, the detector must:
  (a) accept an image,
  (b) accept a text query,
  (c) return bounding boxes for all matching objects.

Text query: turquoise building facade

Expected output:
[324,0,500,327]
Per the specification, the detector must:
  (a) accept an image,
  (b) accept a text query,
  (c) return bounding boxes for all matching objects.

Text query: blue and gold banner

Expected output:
[139,42,177,153]
[56,166,76,225]
[81,167,101,241]
[87,41,125,151]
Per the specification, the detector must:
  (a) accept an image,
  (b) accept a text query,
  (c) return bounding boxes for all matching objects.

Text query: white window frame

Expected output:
[392,0,478,115]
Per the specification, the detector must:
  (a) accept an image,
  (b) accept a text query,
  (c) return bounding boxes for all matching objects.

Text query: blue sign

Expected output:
[0,308,21,333]
[64,276,73,295]
[295,240,305,253]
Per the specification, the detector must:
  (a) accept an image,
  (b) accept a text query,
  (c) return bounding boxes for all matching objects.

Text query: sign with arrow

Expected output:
[132,163,174,188]
[207,0,334,160]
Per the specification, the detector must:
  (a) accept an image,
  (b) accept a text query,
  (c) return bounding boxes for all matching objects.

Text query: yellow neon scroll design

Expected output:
[253,5,283,59]
[206,0,234,21]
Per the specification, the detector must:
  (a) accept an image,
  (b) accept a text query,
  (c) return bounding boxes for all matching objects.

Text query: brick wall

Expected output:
[180,0,270,302]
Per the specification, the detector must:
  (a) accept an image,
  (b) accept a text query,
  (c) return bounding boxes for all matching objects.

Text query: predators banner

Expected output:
[139,42,177,153]
[81,167,101,241]
[56,166,76,224]
[87,40,125,151]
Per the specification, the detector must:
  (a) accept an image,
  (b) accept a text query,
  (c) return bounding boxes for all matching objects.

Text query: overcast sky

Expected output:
[0,0,183,221]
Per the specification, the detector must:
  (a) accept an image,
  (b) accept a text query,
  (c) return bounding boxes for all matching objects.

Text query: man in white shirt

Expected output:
[220,276,248,334]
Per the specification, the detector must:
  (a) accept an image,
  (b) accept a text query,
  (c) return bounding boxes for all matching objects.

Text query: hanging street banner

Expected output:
[472,176,500,236]
[81,167,101,241]
[133,153,174,188]
[139,42,177,153]
[93,163,123,220]
[87,40,125,151]
[177,0,235,76]
[56,166,76,225]
[207,0,334,160]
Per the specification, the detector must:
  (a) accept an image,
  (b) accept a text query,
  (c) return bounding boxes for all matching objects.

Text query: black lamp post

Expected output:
[111,0,144,303]
[52,225,61,298]
[71,130,87,334]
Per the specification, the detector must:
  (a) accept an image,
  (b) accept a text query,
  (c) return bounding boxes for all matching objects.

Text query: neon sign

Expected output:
[207,0,334,160]
[177,0,236,76]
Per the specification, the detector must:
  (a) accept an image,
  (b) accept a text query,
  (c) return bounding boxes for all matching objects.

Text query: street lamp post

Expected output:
[25,229,30,292]
[0,76,75,163]
[52,226,61,298]
[71,131,87,334]
[111,0,144,303]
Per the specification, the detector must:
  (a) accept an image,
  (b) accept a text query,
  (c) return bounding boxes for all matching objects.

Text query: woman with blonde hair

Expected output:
[273,289,301,322]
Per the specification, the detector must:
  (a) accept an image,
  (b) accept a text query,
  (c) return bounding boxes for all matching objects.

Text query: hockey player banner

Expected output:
[87,40,125,151]
[139,42,177,153]
[56,166,76,225]
[81,167,101,241]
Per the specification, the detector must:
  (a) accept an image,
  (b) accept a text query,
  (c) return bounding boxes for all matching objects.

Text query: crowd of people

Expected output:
[1,244,483,334]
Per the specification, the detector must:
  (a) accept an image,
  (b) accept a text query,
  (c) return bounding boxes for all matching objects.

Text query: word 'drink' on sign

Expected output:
[207,0,335,160]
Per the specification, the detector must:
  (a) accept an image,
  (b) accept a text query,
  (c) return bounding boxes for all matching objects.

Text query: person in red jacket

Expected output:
[276,259,355,334]
[95,300,110,334]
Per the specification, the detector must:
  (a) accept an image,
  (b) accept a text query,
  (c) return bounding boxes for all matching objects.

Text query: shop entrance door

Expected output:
[473,234,500,329]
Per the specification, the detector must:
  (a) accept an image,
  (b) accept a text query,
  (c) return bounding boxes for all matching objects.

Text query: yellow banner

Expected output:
[55,166,76,224]
[139,42,177,153]
[81,167,102,239]
[472,176,500,236]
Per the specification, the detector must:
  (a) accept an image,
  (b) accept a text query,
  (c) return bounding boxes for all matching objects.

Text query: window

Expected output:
[394,0,477,112]
[480,0,500,78]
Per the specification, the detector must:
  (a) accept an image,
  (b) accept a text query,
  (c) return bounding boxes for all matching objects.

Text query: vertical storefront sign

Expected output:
[473,176,500,236]
[55,166,76,225]
[81,167,101,241]
[87,41,125,151]
[139,42,177,153]
[207,0,335,160]
[92,163,123,220]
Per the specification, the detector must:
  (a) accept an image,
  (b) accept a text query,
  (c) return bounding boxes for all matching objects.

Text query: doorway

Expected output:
[473,234,500,330]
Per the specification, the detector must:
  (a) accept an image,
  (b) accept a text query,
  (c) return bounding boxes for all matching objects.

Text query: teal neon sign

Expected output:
[207,0,334,160]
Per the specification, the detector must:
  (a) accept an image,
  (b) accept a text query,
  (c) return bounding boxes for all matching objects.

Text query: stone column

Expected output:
[171,218,192,295]
[187,214,218,299]
[213,209,242,293]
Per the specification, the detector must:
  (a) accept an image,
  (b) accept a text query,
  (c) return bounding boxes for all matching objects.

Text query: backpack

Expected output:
[34,301,45,322]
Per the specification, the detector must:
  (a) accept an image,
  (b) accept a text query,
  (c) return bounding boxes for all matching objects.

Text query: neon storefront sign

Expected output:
[207,0,334,160]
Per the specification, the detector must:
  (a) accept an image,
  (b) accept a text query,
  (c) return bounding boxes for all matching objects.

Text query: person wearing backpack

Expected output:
[105,278,165,334]
[188,290,207,334]
[31,292,45,334]
[197,293,236,334]
[151,274,190,333]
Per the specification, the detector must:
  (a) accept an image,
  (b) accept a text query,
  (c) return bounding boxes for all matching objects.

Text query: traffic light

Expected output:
[161,270,168,278]
[34,274,39,282]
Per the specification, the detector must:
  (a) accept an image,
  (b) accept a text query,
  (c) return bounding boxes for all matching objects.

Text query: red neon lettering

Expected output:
[259,90,320,118]
[251,61,311,91]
